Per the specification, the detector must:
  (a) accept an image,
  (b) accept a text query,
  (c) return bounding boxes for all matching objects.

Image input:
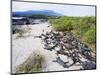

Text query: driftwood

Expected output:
[35,30,96,68]
[53,57,69,68]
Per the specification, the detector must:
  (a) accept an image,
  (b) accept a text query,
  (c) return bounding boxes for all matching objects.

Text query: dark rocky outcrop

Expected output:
[35,30,96,69]
[12,17,48,25]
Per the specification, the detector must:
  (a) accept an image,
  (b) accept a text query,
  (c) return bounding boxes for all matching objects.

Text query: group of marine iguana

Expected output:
[34,30,96,70]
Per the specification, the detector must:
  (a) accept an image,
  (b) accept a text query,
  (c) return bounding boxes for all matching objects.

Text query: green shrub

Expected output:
[52,16,95,32]
[12,25,32,38]
[82,24,96,44]
[17,29,26,38]
[16,51,45,73]
[52,17,73,31]
[12,26,22,34]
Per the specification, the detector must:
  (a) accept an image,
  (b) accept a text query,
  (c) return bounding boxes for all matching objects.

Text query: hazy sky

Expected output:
[12,1,95,16]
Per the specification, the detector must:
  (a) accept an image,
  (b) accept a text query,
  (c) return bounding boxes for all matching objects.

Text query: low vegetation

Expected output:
[51,16,96,51]
[16,51,45,73]
[12,25,31,38]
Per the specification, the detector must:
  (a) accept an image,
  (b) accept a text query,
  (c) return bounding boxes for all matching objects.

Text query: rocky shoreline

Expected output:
[35,30,96,69]
[12,22,96,73]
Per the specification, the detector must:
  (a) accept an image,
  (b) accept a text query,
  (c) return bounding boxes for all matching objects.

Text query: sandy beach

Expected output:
[12,22,84,73]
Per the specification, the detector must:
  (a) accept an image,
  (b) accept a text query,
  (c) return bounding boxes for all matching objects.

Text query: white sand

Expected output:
[12,22,82,73]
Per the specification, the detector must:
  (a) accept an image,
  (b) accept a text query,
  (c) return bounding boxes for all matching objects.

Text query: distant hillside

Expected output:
[12,10,62,17]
